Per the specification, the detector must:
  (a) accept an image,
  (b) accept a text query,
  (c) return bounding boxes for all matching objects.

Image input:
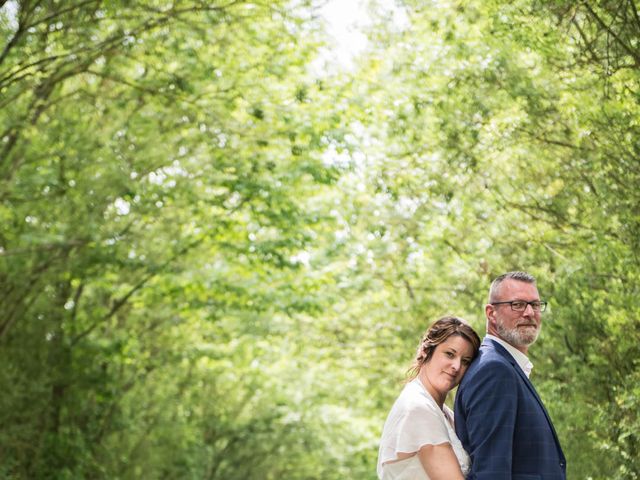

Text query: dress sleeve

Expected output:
[390,401,452,454]
[378,384,456,476]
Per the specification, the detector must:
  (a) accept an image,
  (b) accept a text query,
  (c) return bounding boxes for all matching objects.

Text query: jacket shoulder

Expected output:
[461,345,519,387]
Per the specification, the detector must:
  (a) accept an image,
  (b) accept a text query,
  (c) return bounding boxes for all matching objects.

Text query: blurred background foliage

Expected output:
[0,0,638,478]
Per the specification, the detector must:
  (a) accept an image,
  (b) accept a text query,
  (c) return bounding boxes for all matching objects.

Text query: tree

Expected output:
[0,1,357,477]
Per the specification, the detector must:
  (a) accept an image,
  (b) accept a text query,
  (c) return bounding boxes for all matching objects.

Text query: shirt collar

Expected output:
[486,334,534,378]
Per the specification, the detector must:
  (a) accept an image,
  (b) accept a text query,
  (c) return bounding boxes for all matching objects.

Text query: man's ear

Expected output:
[485,304,496,327]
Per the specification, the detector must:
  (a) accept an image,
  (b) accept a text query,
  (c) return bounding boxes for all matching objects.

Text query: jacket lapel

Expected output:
[483,338,565,456]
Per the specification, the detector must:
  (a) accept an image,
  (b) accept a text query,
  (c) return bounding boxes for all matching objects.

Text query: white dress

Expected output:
[377,379,470,480]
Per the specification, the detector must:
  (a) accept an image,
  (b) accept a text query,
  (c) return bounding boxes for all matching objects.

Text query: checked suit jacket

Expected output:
[454,338,567,480]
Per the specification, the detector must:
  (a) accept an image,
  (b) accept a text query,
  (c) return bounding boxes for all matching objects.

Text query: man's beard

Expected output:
[496,320,540,347]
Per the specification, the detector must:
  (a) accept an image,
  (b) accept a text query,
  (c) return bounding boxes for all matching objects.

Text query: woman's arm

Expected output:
[418,442,465,480]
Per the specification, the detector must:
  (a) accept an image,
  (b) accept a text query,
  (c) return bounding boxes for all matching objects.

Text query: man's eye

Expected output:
[512,301,526,309]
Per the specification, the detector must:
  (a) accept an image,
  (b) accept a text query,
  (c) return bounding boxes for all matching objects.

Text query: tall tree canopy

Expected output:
[1,0,638,479]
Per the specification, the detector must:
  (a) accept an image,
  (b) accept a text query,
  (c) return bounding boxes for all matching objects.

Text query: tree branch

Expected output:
[630,0,640,31]
[69,238,205,346]
[21,0,100,32]
[582,1,640,66]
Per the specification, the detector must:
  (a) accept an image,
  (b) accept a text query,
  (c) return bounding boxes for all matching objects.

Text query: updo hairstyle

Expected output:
[407,315,481,380]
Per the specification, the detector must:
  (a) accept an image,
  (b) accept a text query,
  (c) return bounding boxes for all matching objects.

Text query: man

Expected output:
[454,271,566,479]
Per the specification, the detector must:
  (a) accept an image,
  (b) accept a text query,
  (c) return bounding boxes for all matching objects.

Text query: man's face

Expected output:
[486,279,542,351]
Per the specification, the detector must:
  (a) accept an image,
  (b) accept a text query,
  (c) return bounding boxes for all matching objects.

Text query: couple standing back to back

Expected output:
[378,271,567,479]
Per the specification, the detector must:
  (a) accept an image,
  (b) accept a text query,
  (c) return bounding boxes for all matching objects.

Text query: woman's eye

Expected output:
[445,351,454,357]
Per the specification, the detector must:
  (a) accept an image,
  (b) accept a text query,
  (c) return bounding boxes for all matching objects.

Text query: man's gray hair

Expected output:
[488,271,536,302]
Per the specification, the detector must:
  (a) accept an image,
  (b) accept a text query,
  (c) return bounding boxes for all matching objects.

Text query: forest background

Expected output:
[1,0,639,478]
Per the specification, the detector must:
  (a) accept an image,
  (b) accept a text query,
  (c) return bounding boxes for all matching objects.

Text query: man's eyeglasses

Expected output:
[490,300,547,312]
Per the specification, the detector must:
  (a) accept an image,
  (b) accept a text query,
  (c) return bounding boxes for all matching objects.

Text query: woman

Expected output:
[377,316,481,480]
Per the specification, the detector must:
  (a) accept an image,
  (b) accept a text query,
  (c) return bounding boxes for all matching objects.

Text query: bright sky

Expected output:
[318,0,371,68]
[0,1,18,31]
[317,0,408,72]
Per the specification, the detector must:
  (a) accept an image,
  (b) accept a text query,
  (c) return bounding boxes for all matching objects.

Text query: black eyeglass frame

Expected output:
[490,300,548,312]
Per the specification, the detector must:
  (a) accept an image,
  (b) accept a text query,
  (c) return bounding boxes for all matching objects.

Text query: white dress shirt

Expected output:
[485,334,534,378]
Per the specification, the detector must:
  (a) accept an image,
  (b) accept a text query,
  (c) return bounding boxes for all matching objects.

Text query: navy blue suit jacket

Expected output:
[454,338,566,480]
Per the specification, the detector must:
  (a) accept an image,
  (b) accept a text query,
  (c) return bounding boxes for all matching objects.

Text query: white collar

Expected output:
[486,334,534,378]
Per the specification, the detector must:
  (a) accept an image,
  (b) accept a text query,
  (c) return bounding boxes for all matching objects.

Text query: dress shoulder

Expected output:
[378,380,470,478]
[378,380,453,460]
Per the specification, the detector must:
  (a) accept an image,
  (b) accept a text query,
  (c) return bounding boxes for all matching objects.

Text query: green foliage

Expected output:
[0,0,354,478]
[1,0,639,478]
[348,0,640,478]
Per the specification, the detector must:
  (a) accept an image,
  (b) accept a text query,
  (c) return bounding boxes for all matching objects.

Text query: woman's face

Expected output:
[422,335,475,397]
